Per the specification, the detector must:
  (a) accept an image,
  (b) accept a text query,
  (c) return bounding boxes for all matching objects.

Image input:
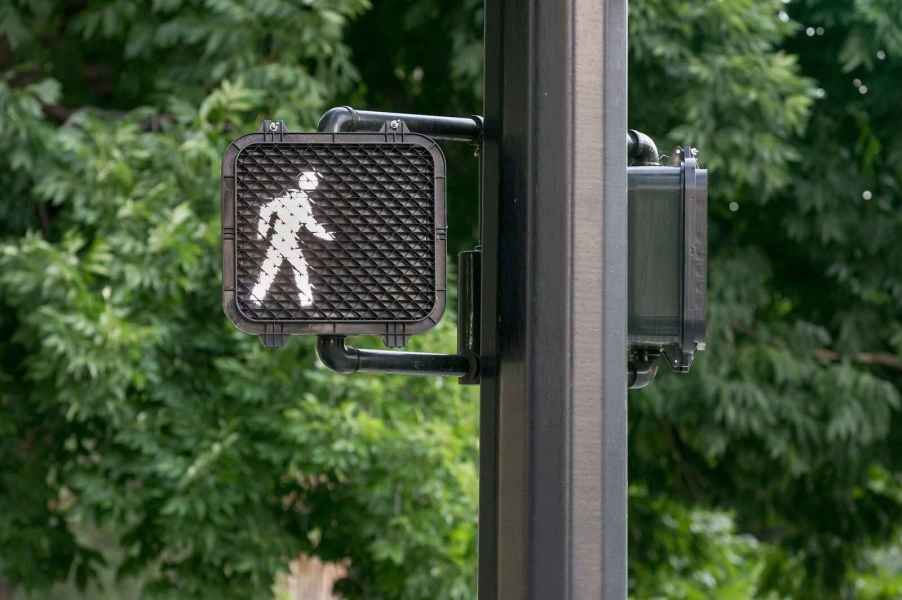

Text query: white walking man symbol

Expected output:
[249,169,335,308]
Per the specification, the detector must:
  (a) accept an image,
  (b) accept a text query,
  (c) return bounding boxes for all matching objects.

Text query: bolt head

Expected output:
[389,119,401,130]
[269,121,279,132]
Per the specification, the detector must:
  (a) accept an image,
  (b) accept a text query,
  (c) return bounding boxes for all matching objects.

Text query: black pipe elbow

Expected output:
[627,129,660,165]
[628,360,658,390]
[317,106,357,133]
[316,336,359,373]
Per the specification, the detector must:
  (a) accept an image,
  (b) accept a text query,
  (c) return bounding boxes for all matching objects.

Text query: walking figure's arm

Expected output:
[257,198,278,239]
[305,216,335,241]
[300,199,334,241]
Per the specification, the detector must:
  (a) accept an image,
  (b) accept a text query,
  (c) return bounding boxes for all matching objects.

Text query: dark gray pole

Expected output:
[479,0,628,598]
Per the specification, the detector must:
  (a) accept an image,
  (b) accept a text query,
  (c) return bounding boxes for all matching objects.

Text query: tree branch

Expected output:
[816,348,902,371]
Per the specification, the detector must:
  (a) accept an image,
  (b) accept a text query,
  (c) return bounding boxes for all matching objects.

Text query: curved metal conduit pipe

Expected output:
[316,336,472,377]
[318,106,484,142]
[315,107,482,379]
[627,129,660,165]
[627,359,659,390]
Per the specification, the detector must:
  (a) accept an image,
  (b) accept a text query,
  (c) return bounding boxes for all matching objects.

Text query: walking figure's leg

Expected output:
[286,249,314,306]
[250,246,283,307]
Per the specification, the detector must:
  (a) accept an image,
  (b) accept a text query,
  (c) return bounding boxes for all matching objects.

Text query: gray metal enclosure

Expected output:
[628,167,708,350]
[479,1,628,598]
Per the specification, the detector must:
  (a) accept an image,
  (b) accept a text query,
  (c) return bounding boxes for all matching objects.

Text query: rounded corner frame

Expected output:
[221,131,448,339]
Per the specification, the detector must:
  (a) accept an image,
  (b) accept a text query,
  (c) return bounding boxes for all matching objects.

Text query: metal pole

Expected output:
[479,0,628,598]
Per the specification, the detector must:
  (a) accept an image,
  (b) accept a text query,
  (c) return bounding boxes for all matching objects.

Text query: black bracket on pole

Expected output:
[315,107,483,383]
[316,334,473,377]
[318,106,484,143]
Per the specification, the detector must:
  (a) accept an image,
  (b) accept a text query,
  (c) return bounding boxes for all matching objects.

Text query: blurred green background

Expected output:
[2,0,902,598]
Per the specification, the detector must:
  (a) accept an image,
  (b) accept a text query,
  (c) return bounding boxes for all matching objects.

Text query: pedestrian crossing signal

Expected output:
[221,125,448,347]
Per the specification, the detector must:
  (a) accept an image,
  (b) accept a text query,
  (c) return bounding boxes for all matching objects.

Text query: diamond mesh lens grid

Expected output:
[234,142,438,322]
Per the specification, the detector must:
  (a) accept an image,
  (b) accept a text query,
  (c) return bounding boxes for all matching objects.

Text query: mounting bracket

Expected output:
[315,107,483,384]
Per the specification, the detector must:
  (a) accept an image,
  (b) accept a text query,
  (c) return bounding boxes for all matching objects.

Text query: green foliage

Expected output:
[631,0,814,198]
[629,485,769,599]
[851,538,902,599]
[0,2,475,599]
[3,0,902,598]
[630,0,902,597]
